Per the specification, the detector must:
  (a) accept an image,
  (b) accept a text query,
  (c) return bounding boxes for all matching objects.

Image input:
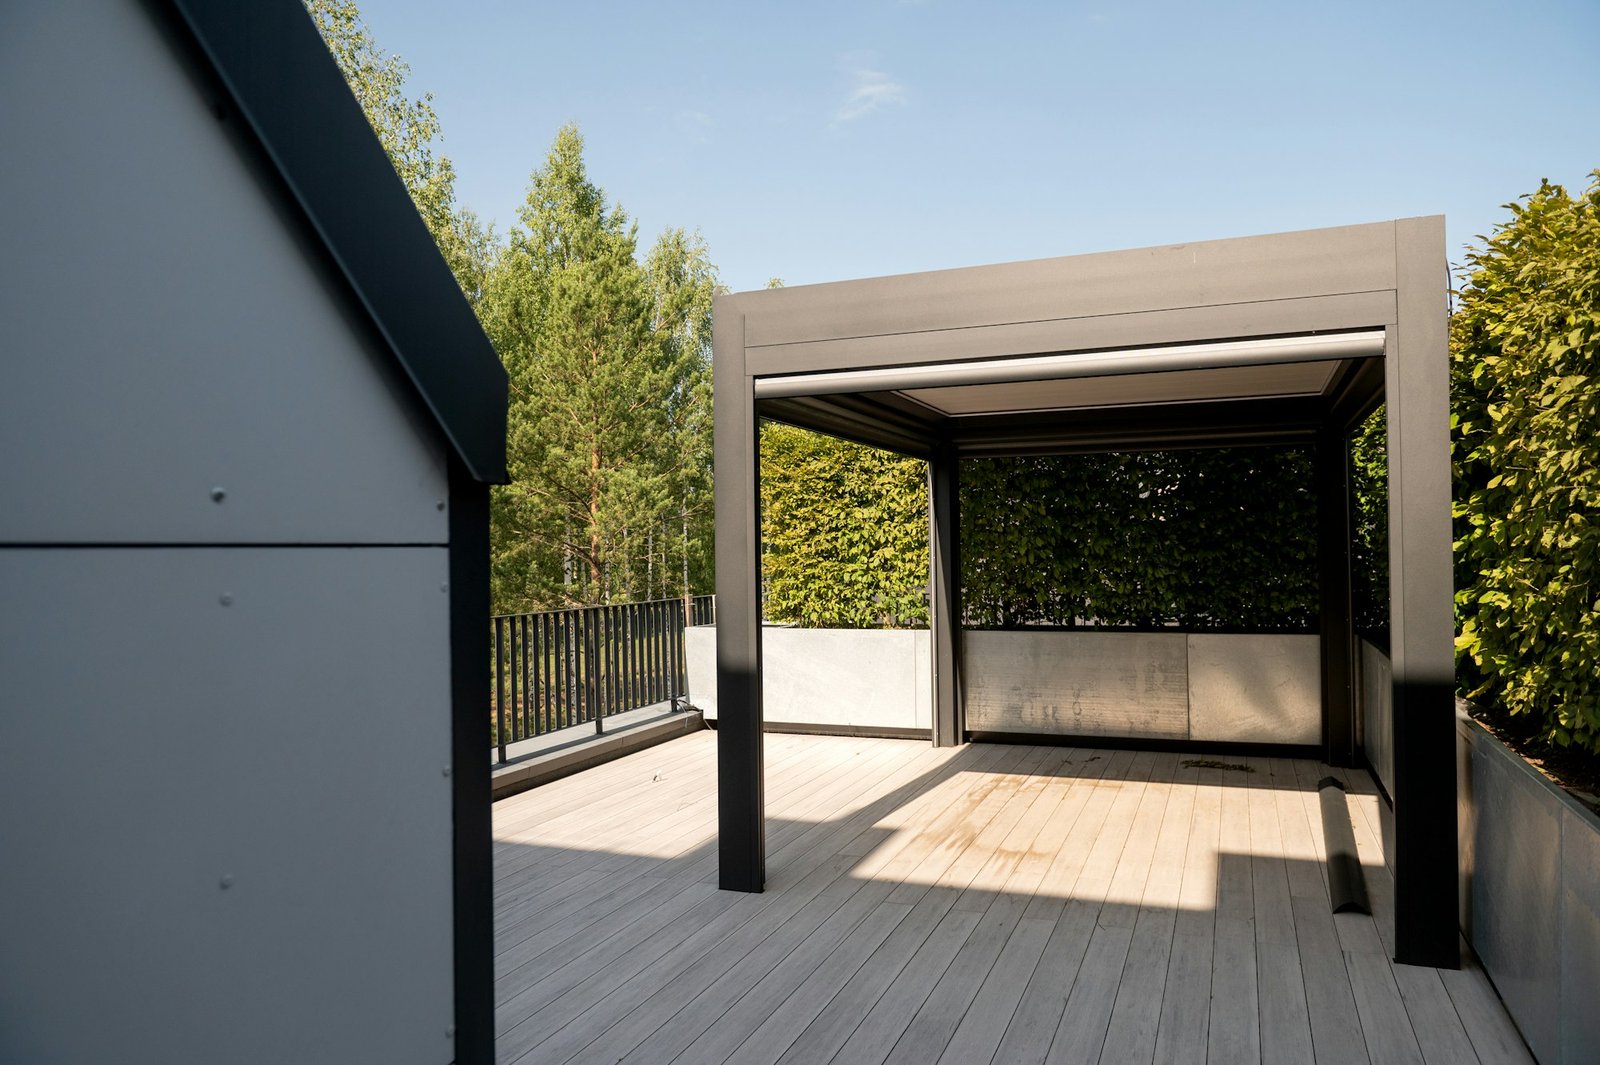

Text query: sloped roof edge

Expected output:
[165,0,509,484]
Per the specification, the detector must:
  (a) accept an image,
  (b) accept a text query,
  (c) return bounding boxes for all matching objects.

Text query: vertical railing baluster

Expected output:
[582,607,593,725]
[493,616,507,764]
[533,613,544,735]
[597,605,609,724]
[548,611,559,732]
[625,603,637,711]
[554,610,566,731]
[507,614,520,748]
[520,614,531,739]
[654,600,665,704]
[672,602,685,708]
[639,601,650,706]
[569,608,580,729]
[604,604,617,722]
[587,607,601,735]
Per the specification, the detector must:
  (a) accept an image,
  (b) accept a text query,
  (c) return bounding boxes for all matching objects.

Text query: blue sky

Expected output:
[356,0,1599,295]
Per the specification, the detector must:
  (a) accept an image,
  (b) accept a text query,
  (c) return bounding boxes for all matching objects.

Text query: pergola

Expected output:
[711,218,1457,968]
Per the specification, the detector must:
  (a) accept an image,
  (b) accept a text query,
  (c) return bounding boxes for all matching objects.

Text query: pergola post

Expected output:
[713,304,765,893]
[1386,216,1458,968]
[1317,428,1357,767]
[929,442,964,747]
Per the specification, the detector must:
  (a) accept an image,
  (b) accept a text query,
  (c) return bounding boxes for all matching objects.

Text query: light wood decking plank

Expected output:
[487,734,1520,1065]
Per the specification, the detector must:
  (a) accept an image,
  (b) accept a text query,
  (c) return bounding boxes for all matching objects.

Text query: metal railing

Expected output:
[491,594,715,762]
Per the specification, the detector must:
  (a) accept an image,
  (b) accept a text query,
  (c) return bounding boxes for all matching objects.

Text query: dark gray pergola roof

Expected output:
[711,219,1457,968]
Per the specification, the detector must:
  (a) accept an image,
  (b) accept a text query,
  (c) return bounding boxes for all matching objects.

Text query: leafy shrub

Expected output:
[1453,171,1600,752]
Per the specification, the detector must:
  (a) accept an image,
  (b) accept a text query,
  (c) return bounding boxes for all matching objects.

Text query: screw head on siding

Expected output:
[436,499,446,511]
[210,487,227,503]
[219,875,233,890]
[219,594,233,607]
[442,766,452,777]
[445,1026,455,1039]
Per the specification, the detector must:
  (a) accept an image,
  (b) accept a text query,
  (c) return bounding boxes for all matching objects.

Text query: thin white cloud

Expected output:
[835,67,908,123]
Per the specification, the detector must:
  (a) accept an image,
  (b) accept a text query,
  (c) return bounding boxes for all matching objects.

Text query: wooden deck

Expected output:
[491,731,1533,1065]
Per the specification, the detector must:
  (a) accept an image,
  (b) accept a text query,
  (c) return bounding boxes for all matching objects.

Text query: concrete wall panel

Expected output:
[1187,633,1319,744]
[1458,717,1563,1064]
[687,626,932,732]
[1560,804,1600,1062]
[1360,640,1396,798]
[964,631,1189,738]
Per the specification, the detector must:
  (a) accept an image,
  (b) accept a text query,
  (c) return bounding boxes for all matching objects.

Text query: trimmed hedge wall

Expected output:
[760,423,930,628]
[1453,172,1600,753]
[960,448,1317,630]
[759,422,1342,632]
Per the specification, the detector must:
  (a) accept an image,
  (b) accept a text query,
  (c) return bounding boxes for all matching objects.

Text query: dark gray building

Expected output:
[1,2,506,1061]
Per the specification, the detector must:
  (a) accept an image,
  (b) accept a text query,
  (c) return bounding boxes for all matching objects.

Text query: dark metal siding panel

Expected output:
[740,222,1399,350]
[164,0,508,484]
[712,302,765,892]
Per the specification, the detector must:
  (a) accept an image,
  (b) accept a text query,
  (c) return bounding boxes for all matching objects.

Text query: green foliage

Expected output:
[1452,171,1600,753]
[756,434,1318,631]
[961,449,1317,629]
[1350,406,1389,640]
[310,1,716,615]
[760,424,930,628]
[482,126,716,613]
[303,0,492,301]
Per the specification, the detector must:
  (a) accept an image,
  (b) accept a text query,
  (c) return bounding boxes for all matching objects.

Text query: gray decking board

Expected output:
[492,731,1529,1065]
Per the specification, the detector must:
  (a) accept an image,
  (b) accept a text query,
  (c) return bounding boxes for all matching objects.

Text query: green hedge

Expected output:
[760,423,930,628]
[759,422,1328,631]
[1453,171,1600,753]
[961,449,1317,629]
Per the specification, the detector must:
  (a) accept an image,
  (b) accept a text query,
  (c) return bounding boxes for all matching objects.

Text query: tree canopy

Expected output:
[307,4,716,615]
[482,126,716,612]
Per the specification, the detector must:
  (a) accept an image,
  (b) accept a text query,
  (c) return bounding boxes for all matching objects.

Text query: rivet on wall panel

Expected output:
[210,487,227,503]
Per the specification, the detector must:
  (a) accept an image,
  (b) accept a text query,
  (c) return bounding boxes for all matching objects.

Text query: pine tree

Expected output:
[484,126,715,610]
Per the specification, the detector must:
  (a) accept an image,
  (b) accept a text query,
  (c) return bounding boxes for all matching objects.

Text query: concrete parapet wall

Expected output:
[1359,639,1395,798]
[689,626,1319,745]
[1458,713,1600,1065]
[685,626,932,732]
[965,630,1320,744]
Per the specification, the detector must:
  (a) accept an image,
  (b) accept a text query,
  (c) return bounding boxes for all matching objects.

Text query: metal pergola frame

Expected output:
[711,218,1456,968]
